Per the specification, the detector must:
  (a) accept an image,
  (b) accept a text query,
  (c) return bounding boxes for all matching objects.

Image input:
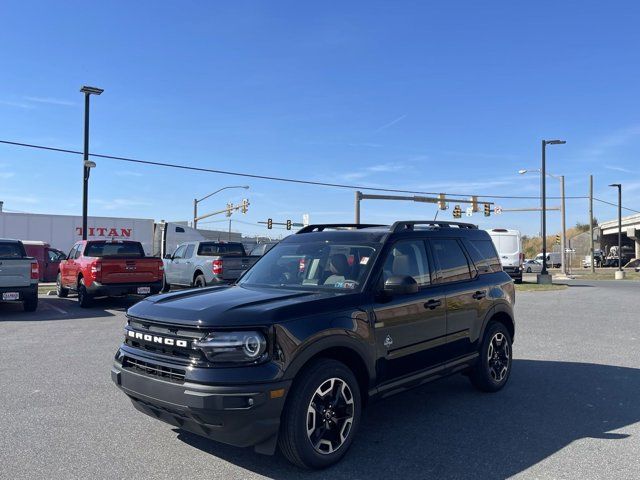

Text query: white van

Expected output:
[486,228,523,283]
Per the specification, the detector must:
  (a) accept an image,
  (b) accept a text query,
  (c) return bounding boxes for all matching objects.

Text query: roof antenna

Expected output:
[433,207,439,221]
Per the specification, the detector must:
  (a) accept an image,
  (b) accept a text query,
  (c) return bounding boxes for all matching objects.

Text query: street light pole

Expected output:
[193,185,249,228]
[80,86,103,241]
[539,139,566,283]
[560,175,566,275]
[609,183,624,279]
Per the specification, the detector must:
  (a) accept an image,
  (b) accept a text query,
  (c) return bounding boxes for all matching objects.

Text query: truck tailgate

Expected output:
[100,258,161,284]
[0,259,32,287]
[220,256,251,281]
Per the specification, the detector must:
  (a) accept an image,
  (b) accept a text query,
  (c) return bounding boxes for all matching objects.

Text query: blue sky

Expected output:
[1,0,639,237]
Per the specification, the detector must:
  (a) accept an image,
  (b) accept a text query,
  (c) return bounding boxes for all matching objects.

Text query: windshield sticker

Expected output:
[360,256,369,265]
[341,281,357,289]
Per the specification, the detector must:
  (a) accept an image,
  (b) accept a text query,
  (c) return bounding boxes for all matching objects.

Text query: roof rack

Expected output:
[390,220,478,232]
[296,224,387,234]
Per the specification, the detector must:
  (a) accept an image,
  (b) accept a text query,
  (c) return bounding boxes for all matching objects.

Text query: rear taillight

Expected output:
[158,262,164,272]
[90,261,102,279]
[30,261,39,280]
[299,257,306,273]
[212,259,223,275]
[519,253,525,265]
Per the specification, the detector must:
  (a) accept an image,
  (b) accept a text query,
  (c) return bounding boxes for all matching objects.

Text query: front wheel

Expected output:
[279,359,361,469]
[56,273,69,298]
[470,322,513,392]
[526,267,532,273]
[77,279,93,308]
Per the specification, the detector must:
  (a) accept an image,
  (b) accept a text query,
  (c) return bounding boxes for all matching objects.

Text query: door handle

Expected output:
[424,299,442,310]
[472,290,486,300]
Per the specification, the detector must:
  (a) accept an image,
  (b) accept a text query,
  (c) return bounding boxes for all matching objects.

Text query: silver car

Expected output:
[523,259,543,273]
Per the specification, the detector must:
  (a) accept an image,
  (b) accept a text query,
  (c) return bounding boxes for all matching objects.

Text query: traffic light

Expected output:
[453,205,462,218]
[438,193,447,210]
[225,203,233,217]
[484,203,491,217]
[555,234,561,245]
[286,219,292,230]
[241,198,249,214]
[267,218,273,229]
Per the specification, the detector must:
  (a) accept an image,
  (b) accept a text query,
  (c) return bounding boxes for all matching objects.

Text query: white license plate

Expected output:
[137,287,151,295]
[2,292,19,301]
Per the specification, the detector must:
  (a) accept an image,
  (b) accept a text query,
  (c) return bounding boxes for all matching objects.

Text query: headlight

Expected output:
[193,331,267,364]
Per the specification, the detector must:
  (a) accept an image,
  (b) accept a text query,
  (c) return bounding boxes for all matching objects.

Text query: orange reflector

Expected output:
[270,388,285,399]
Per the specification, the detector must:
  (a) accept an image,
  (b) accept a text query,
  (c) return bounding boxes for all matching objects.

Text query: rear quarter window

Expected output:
[0,242,25,259]
[465,238,502,273]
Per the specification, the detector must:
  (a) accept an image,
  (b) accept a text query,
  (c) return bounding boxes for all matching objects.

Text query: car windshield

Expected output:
[238,240,378,291]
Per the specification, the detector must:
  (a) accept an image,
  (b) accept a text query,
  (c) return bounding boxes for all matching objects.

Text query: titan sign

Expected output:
[75,227,133,238]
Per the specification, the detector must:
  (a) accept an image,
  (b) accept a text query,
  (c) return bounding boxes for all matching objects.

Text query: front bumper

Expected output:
[0,284,37,301]
[87,281,162,297]
[111,358,290,452]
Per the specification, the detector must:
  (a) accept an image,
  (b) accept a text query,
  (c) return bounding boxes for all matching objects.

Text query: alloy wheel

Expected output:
[306,377,355,455]
[487,332,510,382]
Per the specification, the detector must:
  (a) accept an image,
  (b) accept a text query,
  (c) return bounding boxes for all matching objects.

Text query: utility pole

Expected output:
[589,175,595,273]
[355,191,361,224]
[560,175,566,275]
[228,218,232,241]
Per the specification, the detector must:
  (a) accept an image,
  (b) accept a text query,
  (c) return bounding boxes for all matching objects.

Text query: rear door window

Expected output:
[184,244,195,259]
[430,239,473,283]
[0,242,25,258]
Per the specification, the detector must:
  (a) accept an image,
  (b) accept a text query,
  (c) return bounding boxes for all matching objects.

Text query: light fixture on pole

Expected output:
[80,85,104,241]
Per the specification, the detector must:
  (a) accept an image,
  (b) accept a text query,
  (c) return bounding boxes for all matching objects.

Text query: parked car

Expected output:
[248,242,278,257]
[162,241,260,290]
[523,259,543,273]
[0,239,39,311]
[487,228,523,283]
[112,220,515,469]
[22,240,66,282]
[57,239,164,307]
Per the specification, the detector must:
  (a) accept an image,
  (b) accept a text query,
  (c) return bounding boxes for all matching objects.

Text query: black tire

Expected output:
[526,267,532,273]
[469,322,513,393]
[56,273,69,298]
[514,278,522,284]
[279,358,361,469]
[77,278,93,308]
[160,275,171,293]
[23,296,38,312]
[193,274,206,288]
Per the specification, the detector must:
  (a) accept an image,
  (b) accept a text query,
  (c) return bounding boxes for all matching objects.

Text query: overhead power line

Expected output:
[593,197,640,214]
[0,139,588,201]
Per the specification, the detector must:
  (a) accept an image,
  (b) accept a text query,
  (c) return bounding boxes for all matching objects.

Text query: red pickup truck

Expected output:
[57,240,164,307]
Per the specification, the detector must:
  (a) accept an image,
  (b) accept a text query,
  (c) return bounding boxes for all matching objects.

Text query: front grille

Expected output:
[123,356,186,383]
[124,317,208,362]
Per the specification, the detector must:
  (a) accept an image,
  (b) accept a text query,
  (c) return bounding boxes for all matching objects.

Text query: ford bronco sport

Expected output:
[111,221,515,469]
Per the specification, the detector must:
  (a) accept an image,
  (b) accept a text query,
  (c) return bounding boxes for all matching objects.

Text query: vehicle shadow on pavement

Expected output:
[175,359,640,480]
[0,296,141,321]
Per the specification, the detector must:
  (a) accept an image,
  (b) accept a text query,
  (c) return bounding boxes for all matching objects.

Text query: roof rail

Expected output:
[390,220,478,232]
[296,224,387,234]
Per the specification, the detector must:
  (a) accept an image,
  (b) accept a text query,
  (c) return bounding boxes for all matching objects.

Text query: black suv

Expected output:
[111,221,515,469]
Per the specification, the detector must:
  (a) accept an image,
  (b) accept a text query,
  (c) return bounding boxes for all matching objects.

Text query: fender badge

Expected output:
[384,335,393,348]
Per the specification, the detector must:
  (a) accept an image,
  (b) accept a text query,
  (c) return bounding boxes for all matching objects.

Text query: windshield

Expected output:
[238,241,378,291]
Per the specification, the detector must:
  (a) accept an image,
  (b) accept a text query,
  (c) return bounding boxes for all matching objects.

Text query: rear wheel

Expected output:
[470,322,512,392]
[526,267,532,273]
[23,296,38,312]
[193,274,206,288]
[56,273,69,298]
[279,358,361,469]
[77,278,93,308]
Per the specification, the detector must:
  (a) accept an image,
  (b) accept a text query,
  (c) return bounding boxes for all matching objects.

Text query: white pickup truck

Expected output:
[0,239,39,311]
[162,241,259,290]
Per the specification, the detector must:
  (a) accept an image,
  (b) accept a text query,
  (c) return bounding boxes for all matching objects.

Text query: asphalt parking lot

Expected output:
[1,281,639,480]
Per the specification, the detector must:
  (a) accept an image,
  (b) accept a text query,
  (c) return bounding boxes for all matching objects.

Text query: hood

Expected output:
[127,284,362,327]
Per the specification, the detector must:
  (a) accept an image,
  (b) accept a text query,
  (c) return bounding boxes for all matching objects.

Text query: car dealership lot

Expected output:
[1,282,639,480]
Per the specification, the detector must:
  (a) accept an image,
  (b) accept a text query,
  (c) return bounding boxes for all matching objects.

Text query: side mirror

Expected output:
[163,254,172,260]
[384,275,419,295]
